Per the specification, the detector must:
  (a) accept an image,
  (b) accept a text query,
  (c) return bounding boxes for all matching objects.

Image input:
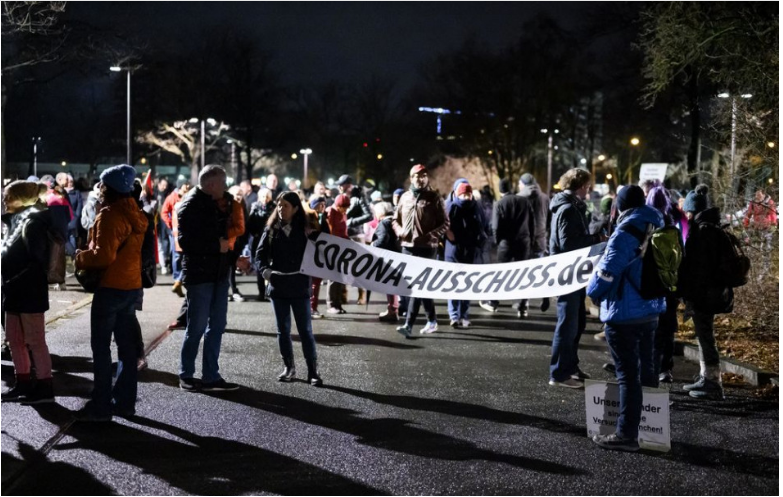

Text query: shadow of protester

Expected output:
[33,403,386,495]
[3,442,115,496]
[224,328,423,350]
[650,442,779,480]
[324,384,583,435]
[235,383,585,475]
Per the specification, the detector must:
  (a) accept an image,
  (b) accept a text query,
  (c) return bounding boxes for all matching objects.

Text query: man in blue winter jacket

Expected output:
[587,185,666,452]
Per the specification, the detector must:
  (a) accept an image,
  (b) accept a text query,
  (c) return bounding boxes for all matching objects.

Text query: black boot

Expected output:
[277,356,295,382]
[21,378,55,405]
[2,375,33,402]
[306,358,323,387]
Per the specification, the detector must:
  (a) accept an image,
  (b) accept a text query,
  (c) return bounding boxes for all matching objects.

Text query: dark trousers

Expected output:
[549,288,586,381]
[605,319,658,440]
[402,246,437,326]
[272,297,317,363]
[489,239,530,309]
[90,288,141,415]
[654,295,679,374]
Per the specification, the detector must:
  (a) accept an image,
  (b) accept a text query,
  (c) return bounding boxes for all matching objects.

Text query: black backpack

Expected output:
[716,224,751,288]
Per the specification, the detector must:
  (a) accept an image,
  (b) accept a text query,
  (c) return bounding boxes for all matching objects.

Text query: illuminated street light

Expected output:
[299,148,312,189]
[768,178,774,184]
[606,173,613,180]
[598,154,606,161]
[140,157,147,165]
[630,137,640,146]
[61,161,67,167]
[377,154,383,160]
[110,65,132,164]
[291,153,298,159]
[767,142,776,149]
[717,91,753,181]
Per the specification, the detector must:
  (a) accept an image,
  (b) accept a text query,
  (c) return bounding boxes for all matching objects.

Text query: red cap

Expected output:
[456,183,473,197]
[409,164,427,177]
[334,194,351,207]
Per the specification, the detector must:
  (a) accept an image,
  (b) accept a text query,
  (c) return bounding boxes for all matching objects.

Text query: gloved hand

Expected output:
[262,268,272,281]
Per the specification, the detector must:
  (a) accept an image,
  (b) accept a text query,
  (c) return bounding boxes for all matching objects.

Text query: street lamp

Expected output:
[717,92,752,179]
[110,65,132,165]
[627,137,641,182]
[189,117,218,169]
[540,128,558,194]
[299,148,312,189]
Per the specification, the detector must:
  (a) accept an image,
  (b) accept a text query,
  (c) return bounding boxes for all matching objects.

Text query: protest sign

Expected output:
[639,163,668,183]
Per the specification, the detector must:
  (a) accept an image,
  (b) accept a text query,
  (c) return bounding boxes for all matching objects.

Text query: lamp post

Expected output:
[31,136,42,177]
[541,128,558,194]
[110,66,132,165]
[299,148,312,189]
[189,117,217,170]
[627,137,641,183]
[717,92,752,179]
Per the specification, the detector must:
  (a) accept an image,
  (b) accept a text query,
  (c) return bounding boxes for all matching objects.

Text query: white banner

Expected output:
[299,233,605,300]
[584,380,671,452]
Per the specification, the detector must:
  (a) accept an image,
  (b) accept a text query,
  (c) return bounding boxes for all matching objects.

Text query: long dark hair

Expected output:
[266,191,306,232]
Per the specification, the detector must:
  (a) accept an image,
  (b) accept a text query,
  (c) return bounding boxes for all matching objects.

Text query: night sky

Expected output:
[66,2,587,89]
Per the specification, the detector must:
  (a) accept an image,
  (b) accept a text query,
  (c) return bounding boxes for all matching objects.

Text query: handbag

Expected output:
[47,231,67,285]
[75,268,104,293]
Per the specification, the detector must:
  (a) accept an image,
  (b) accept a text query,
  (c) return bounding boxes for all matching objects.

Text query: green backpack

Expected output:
[621,224,683,299]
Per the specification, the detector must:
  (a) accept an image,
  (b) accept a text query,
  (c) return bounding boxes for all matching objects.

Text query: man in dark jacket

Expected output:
[482,179,535,317]
[548,168,601,389]
[679,185,731,400]
[338,174,373,305]
[519,173,551,312]
[393,164,449,337]
[177,165,240,393]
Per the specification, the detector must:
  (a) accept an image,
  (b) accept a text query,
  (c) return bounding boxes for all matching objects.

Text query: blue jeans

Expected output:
[549,288,586,381]
[180,277,229,383]
[402,247,437,326]
[605,319,658,440]
[448,300,470,321]
[170,233,182,282]
[91,287,141,415]
[271,297,317,363]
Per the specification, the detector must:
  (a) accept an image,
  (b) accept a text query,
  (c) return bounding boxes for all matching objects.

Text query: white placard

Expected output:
[639,163,669,183]
[584,379,671,452]
[300,233,606,300]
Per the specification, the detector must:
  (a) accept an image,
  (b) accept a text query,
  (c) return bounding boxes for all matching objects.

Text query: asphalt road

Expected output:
[2,276,778,495]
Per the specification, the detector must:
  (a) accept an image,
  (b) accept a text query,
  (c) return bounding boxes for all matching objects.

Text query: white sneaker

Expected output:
[161,266,169,275]
[419,321,438,334]
[479,301,497,313]
[461,319,471,328]
[548,378,584,389]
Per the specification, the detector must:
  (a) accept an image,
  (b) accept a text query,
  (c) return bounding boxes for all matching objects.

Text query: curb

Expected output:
[675,340,777,387]
[45,295,93,326]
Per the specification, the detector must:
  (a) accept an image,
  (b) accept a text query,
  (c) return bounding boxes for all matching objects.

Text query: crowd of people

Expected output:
[1,162,777,452]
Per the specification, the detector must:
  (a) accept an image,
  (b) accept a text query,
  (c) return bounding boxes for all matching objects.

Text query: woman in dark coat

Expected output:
[256,191,322,386]
[1,181,55,404]
[248,188,275,300]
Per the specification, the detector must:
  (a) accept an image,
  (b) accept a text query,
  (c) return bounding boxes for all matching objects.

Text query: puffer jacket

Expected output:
[392,187,449,248]
[1,204,51,313]
[76,197,148,290]
[177,187,240,285]
[679,207,734,314]
[549,191,599,254]
[587,205,666,324]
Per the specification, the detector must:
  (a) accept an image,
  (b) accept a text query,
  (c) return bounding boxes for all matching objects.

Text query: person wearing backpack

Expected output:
[587,185,666,452]
[1,181,56,404]
[646,186,685,383]
[679,185,733,401]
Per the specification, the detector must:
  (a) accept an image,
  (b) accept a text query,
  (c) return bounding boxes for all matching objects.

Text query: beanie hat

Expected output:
[615,184,645,212]
[600,195,613,216]
[334,193,351,208]
[309,196,326,209]
[456,183,473,197]
[336,174,353,186]
[176,178,190,189]
[4,180,46,207]
[409,164,427,177]
[683,184,709,214]
[370,191,382,203]
[520,173,535,186]
[393,188,405,197]
[100,165,136,194]
[499,179,512,194]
